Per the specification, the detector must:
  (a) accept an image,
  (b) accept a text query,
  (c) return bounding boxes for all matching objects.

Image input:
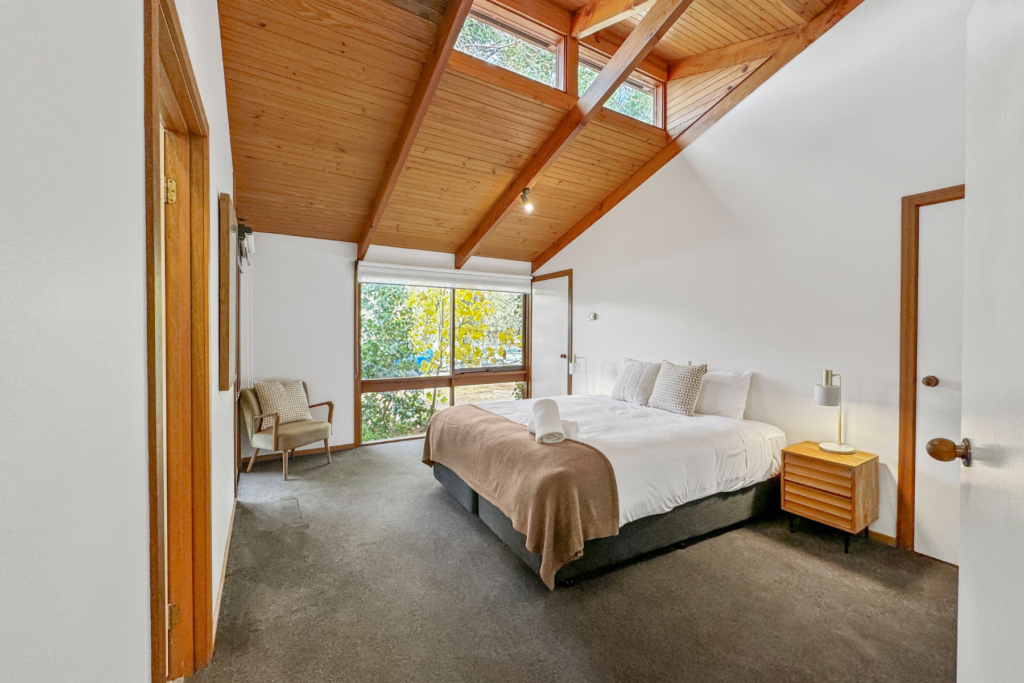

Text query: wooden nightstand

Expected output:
[781,441,879,552]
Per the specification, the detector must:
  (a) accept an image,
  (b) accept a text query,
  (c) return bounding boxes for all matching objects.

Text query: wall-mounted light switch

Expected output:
[587,313,597,321]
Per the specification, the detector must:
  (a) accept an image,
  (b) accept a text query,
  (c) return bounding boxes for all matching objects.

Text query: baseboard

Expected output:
[248,442,356,463]
[212,499,237,646]
[869,530,897,547]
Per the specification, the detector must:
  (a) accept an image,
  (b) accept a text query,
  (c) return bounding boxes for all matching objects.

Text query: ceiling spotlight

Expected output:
[521,187,534,213]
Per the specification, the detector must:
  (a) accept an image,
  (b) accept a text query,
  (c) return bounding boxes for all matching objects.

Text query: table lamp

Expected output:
[814,369,855,454]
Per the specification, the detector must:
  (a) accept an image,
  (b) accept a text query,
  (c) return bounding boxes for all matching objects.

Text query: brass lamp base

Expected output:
[819,442,856,455]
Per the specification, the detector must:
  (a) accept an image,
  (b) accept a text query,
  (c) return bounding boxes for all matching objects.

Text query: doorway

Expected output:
[530,270,572,398]
[146,0,214,679]
[897,184,966,561]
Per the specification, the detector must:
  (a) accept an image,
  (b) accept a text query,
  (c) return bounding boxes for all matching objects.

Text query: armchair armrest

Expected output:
[252,412,280,451]
[309,401,334,426]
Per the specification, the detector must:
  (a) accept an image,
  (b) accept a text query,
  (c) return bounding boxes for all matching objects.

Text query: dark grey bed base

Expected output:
[432,462,780,586]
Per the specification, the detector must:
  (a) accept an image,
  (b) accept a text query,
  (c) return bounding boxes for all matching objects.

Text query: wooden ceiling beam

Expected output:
[531,0,866,272]
[357,0,474,261]
[571,0,658,39]
[667,27,798,80]
[454,0,694,268]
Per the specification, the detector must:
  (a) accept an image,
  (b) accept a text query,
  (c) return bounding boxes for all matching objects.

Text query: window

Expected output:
[359,282,527,442]
[455,10,559,87]
[579,56,657,125]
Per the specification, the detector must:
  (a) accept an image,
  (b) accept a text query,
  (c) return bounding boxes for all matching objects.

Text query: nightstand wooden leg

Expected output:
[844,533,851,554]
[789,515,795,534]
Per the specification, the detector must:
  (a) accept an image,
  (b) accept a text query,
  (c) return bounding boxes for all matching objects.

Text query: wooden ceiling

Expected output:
[220,0,862,270]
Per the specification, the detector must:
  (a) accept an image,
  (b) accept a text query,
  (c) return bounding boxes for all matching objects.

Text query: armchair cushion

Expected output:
[254,380,312,430]
[251,420,332,452]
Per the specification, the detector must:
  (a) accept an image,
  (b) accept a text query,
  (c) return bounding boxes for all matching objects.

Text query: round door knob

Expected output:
[559,354,567,359]
[922,376,939,387]
[926,437,972,467]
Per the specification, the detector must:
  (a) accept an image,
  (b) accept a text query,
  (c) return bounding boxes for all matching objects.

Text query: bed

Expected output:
[424,394,786,588]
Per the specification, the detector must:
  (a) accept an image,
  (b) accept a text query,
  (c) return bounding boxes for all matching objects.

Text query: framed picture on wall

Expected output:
[218,193,238,391]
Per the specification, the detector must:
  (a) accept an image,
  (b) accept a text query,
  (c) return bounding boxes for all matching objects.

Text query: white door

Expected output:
[958,2,1024,679]
[531,274,570,397]
[914,201,964,565]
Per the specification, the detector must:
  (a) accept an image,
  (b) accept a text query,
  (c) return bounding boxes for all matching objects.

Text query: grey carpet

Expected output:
[193,440,957,683]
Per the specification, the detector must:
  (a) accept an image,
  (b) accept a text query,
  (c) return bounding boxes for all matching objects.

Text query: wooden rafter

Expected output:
[667,27,798,79]
[532,0,866,272]
[454,0,695,268]
[357,0,473,260]
[571,0,657,39]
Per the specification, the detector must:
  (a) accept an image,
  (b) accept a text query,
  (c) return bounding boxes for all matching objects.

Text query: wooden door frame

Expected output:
[145,0,213,679]
[897,184,966,551]
[531,269,573,396]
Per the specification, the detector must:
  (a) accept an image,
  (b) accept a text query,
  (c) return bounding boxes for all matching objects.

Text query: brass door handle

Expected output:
[922,375,939,387]
[926,437,972,467]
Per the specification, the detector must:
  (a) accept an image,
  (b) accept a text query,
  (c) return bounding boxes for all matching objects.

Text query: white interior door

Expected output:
[958,2,1024,679]
[914,201,964,565]
[531,274,570,398]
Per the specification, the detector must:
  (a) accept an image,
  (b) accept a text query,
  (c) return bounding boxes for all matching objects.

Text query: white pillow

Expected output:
[610,358,661,406]
[694,371,753,420]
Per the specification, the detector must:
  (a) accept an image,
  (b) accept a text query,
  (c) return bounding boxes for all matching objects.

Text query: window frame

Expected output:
[458,1,566,90]
[578,44,665,127]
[355,281,531,445]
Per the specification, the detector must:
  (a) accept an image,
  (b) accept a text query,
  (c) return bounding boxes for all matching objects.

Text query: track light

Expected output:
[521,187,534,213]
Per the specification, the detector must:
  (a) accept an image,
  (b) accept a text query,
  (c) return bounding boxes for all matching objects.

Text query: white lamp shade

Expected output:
[814,384,841,407]
[569,362,583,375]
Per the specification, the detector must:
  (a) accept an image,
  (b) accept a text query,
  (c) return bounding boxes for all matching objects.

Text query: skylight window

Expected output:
[455,11,558,88]
[579,58,656,125]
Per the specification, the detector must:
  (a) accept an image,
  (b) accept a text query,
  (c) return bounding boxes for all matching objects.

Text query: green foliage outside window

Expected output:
[455,16,557,87]
[579,63,655,125]
[360,284,524,442]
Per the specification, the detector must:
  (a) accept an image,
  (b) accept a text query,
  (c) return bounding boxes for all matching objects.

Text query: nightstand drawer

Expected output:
[786,453,853,481]
[785,498,853,531]
[785,481,853,512]
[784,470,852,497]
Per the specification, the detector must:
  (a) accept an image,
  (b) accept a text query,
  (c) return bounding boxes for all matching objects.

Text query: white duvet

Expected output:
[479,394,787,528]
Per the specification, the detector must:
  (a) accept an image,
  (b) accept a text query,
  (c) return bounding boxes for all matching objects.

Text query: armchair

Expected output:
[239,381,334,480]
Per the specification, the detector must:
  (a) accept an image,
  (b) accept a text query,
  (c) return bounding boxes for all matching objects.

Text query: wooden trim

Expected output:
[362,434,428,446]
[572,0,656,39]
[869,530,897,547]
[147,1,213,678]
[564,37,579,98]
[667,28,798,80]
[357,0,473,260]
[453,370,528,386]
[354,275,362,448]
[897,184,966,551]
[490,0,571,34]
[531,0,866,272]
[361,375,454,394]
[579,31,669,83]
[189,134,213,670]
[532,268,573,282]
[217,194,236,391]
[454,0,693,268]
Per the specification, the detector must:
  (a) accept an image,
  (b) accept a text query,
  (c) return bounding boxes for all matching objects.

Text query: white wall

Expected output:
[0,2,235,678]
[174,0,237,619]
[958,1,1024,679]
[536,0,972,537]
[0,2,150,681]
[239,239,530,453]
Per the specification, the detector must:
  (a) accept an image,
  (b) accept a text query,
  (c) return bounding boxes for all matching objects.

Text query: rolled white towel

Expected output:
[532,398,564,444]
[528,418,580,440]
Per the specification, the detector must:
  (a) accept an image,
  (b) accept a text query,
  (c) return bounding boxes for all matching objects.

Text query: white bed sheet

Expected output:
[478,394,787,528]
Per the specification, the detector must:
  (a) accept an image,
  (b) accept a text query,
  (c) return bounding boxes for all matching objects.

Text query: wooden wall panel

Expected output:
[666,58,766,135]
[478,117,665,261]
[219,0,437,240]
[372,67,571,252]
[614,0,806,62]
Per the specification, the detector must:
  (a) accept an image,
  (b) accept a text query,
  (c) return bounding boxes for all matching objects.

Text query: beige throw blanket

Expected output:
[423,405,619,589]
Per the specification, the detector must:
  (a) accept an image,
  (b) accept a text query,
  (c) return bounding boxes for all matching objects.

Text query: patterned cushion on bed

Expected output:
[648,361,707,416]
[611,358,662,406]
